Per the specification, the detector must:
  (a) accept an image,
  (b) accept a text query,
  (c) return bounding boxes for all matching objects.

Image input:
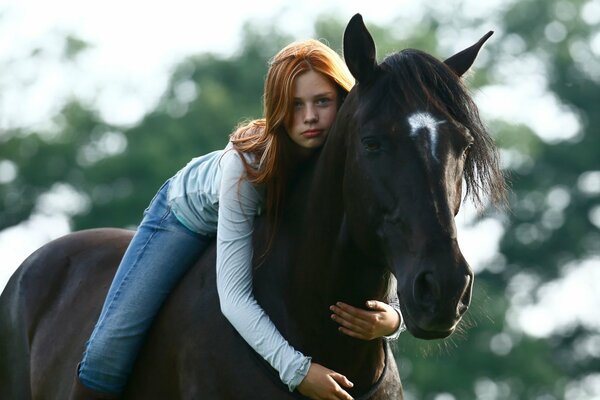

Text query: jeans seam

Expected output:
[87,201,171,352]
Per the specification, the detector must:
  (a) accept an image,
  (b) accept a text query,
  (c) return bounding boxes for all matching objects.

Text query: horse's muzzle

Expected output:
[399,257,473,340]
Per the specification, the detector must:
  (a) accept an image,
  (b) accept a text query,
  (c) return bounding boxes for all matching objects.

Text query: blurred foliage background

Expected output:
[1,0,599,399]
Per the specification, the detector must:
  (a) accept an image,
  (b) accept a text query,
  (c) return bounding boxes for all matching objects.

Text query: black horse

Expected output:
[0,14,505,399]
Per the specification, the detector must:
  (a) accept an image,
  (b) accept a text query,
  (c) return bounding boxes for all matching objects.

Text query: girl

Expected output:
[71,39,402,400]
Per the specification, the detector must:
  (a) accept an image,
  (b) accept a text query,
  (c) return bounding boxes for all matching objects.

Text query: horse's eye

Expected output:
[463,143,473,158]
[362,137,381,152]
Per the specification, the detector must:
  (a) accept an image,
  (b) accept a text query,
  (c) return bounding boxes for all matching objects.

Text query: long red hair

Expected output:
[230,39,354,250]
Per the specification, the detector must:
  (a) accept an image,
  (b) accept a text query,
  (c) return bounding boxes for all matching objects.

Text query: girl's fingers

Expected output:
[329,305,357,323]
[335,389,354,400]
[330,304,371,329]
[331,300,400,340]
[331,314,363,333]
[338,326,367,340]
[335,302,372,319]
[365,300,388,311]
[331,372,354,388]
[331,310,371,333]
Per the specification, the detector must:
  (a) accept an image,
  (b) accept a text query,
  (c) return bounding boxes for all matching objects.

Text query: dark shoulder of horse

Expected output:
[0,13,504,400]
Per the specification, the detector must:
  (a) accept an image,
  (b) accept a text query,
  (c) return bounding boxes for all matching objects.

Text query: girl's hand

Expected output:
[297,362,354,400]
[330,301,400,340]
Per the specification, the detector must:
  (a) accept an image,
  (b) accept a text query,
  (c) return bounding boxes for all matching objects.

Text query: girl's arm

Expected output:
[216,150,352,398]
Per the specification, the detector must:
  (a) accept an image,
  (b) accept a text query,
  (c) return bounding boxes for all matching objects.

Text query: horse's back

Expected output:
[0,227,296,399]
[0,228,133,400]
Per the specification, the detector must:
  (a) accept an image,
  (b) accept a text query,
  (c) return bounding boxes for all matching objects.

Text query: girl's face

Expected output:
[286,70,339,154]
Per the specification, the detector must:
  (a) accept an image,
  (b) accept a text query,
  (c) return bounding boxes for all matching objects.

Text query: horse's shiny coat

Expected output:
[0,14,505,399]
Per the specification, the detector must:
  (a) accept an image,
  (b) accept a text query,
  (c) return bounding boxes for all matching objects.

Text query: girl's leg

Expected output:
[78,180,212,394]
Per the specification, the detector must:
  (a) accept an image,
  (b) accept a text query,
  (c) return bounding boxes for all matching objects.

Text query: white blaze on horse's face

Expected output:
[408,112,446,162]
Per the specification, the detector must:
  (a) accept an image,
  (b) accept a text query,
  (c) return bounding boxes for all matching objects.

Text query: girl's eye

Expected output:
[316,98,332,106]
[362,137,381,152]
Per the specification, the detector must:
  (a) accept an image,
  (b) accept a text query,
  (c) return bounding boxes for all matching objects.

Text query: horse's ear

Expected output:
[343,14,379,83]
[444,31,493,77]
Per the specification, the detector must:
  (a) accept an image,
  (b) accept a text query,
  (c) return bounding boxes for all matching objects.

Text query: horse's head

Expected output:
[336,15,505,339]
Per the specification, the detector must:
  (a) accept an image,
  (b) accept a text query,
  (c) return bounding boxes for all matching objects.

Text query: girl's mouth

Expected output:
[302,129,322,138]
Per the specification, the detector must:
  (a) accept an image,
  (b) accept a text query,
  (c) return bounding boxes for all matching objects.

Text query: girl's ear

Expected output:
[444,31,494,77]
[343,14,380,84]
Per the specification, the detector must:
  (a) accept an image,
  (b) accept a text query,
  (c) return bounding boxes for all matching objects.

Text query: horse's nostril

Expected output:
[457,274,472,316]
[413,272,441,311]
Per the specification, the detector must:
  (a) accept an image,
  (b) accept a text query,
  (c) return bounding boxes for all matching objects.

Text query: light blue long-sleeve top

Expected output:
[167,142,311,391]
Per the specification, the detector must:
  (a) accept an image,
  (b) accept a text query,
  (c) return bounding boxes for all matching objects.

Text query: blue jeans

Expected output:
[78,179,212,394]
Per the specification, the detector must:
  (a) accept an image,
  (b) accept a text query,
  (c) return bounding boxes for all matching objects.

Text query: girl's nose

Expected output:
[304,104,318,124]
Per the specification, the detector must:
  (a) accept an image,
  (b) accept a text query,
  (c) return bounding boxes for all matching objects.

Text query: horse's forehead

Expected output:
[407,111,446,162]
[407,112,445,132]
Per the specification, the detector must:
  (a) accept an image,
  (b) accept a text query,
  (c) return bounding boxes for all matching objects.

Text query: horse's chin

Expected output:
[400,303,457,340]
[405,321,455,340]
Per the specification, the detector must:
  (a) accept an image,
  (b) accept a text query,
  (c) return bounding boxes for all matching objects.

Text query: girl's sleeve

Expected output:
[384,294,406,341]
[216,150,311,392]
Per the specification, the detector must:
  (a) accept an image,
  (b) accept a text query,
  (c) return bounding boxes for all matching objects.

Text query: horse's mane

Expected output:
[362,49,507,208]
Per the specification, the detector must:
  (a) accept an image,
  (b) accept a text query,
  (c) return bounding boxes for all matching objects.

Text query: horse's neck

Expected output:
[289,128,387,305]
[282,146,388,390]
[289,214,387,327]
